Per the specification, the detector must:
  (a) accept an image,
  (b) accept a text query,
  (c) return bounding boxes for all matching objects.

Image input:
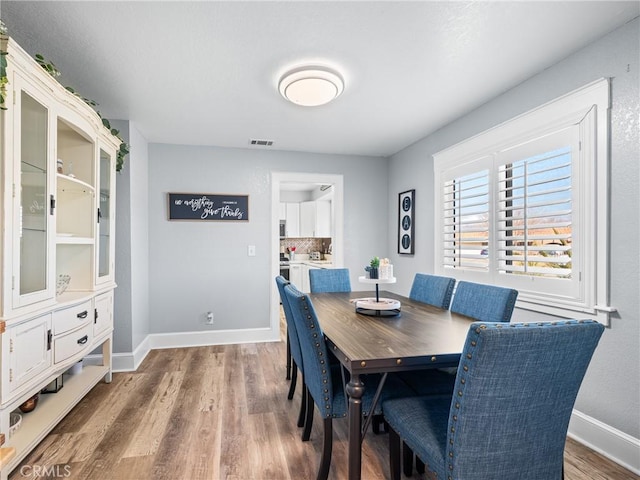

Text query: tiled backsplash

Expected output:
[280,237,331,254]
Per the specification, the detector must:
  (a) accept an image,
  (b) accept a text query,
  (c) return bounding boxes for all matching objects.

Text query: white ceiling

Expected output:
[1,1,638,158]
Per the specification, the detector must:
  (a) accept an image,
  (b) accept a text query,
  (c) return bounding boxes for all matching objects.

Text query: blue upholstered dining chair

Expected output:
[275,276,308,430]
[403,281,518,399]
[283,282,410,480]
[409,273,456,309]
[309,268,351,293]
[398,273,457,471]
[401,280,518,475]
[450,280,518,322]
[383,320,605,480]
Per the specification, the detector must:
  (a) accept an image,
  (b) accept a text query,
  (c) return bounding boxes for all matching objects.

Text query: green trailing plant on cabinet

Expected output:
[0,20,8,111]
[34,52,129,172]
[0,20,128,170]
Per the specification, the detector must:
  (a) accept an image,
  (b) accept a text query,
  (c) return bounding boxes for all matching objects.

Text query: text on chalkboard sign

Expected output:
[168,193,249,221]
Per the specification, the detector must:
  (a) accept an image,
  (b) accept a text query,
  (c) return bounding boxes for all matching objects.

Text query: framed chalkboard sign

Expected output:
[168,193,249,221]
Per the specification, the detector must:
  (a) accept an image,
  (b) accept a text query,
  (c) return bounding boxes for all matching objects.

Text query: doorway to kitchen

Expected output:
[270,172,344,334]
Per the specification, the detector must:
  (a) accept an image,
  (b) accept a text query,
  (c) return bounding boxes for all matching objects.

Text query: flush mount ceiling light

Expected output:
[279,66,344,107]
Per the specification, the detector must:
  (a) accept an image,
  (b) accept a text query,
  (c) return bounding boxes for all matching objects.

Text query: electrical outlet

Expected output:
[205,311,214,325]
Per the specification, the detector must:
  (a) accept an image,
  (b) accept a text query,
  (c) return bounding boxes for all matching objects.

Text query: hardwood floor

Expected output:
[9,324,638,480]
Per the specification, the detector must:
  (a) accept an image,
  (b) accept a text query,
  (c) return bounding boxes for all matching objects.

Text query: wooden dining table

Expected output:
[309,290,475,480]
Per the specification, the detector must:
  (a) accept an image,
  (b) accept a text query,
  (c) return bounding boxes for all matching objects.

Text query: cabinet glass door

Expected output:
[97,148,113,282]
[19,91,50,297]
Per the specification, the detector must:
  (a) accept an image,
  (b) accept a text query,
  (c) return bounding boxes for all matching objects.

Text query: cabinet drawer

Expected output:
[53,300,93,335]
[53,323,92,364]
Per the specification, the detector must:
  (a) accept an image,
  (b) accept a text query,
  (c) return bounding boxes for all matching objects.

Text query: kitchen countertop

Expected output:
[288,259,334,268]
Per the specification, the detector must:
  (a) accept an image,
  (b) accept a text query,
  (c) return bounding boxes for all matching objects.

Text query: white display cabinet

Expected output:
[0,35,119,477]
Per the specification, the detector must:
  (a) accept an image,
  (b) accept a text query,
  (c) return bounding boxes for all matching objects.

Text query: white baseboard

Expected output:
[108,326,280,373]
[148,326,279,350]
[568,409,640,475]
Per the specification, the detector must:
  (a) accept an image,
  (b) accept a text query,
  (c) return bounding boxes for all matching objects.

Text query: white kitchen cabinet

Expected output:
[301,264,321,293]
[299,201,315,237]
[289,263,303,290]
[0,35,117,476]
[300,200,331,238]
[285,203,300,237]
[315,200,331,237]
[279,202,286,221]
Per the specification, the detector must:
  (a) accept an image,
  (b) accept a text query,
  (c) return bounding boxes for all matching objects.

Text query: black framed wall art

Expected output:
[398,189,415,254]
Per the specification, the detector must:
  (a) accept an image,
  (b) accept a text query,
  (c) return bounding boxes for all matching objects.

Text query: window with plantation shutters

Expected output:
[443,170,490,271]
[433,79,613,324]
[497,128,576,281]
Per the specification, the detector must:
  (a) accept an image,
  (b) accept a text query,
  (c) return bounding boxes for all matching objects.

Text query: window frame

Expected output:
[433,78,612,325]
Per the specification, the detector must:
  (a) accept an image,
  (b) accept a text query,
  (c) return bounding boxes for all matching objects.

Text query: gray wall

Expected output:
[113,120,150,354]
[387,18,639,439]
[147,144,387,333]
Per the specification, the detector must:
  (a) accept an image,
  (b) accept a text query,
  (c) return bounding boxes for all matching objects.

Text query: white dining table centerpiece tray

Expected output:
[350,296,401,317]
[351,297,401,311]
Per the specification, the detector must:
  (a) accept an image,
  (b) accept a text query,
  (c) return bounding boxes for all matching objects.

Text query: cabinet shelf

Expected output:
[20,161,46,175]
[57,173,94,194]
[56,235,94,245]
[55,290,95,308]
[6,365,109,473]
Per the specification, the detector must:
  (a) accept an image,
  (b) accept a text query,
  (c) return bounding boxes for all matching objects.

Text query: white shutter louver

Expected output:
[497,146,573,279]
[443,170,490,271]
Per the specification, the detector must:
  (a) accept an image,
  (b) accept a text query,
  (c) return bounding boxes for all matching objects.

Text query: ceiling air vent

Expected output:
[249,139,274,147]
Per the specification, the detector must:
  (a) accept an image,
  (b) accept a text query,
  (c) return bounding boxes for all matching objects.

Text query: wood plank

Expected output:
[122,370,184,458]
[0,448,15,469]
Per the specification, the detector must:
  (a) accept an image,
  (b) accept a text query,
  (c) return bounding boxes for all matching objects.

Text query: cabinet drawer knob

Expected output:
[77,310,88,319]
[77,335,88,345]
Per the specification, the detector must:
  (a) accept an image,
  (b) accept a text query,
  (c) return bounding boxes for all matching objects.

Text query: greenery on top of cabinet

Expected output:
[0,20,7,110]
[0,20,128,171]
[34,53,129,172]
